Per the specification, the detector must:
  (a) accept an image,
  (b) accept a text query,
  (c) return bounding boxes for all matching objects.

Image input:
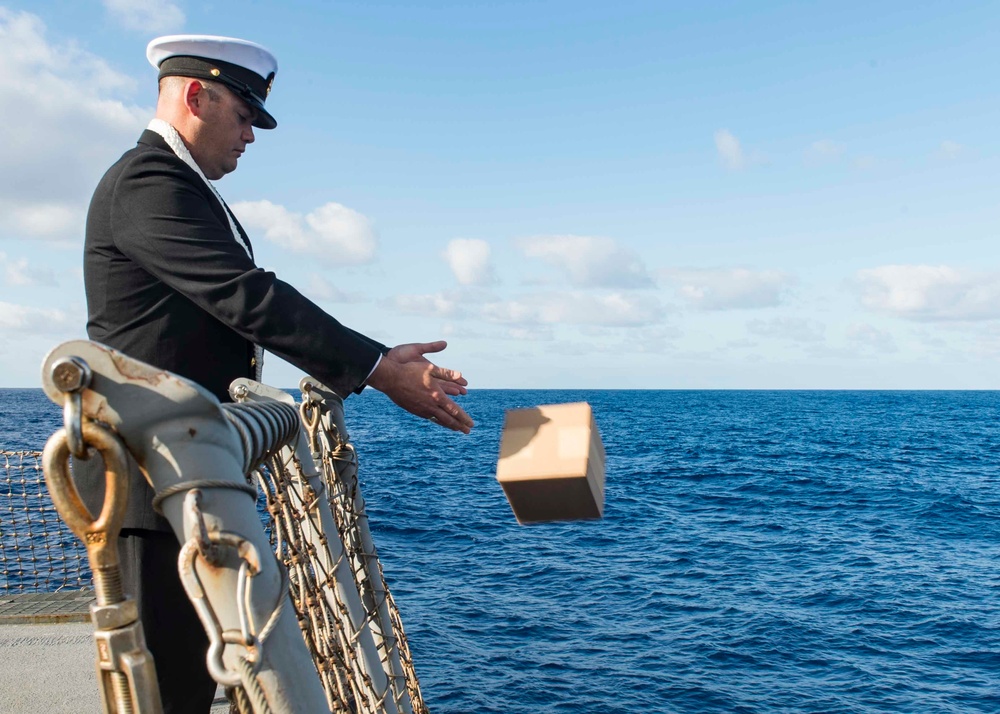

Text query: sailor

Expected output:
[82,34,474,712]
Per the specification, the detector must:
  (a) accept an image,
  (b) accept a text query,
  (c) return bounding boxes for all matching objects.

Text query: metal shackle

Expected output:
[41,421,130,576]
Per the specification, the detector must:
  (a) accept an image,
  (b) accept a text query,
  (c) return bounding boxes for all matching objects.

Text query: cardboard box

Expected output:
[496,402,605,524]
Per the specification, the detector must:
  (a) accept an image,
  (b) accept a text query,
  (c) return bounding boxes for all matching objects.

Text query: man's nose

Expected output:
[243,125,255,144]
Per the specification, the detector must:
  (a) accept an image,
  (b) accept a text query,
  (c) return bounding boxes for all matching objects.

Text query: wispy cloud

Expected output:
[937,140,963,159]
[1,253,57,287]
[747,317,825,343]
[387,289,664,328]
[443,238,496,286]
[0,301,73,334]
[304,275,364,304]
[102,0,184,34]
[666,268,795,310]
[481,291,664,327]
[517,235,653,289]
[856,264,1000,321]
[805,138,846,165]
[852,155,877,170]
[232,200,378,266]
[714,129,745,170]
[0,9,149,242]
[846,323,898,353]
[388,292,465,319]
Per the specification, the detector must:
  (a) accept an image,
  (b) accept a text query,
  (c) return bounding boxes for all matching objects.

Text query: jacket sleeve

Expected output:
[109,150,385,397]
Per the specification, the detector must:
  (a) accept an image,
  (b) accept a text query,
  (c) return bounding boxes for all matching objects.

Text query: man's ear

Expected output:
[184,80,208,118]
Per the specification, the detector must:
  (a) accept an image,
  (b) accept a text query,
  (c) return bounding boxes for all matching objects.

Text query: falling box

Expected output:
[496,402,606,524]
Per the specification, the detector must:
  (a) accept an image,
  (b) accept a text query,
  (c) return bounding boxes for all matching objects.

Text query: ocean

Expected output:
[2,388,998,713]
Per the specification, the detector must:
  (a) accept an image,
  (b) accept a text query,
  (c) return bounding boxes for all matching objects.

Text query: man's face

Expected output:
[193,84,257,180]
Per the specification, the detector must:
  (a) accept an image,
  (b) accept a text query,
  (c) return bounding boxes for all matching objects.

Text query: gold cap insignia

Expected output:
[210,68,221,77]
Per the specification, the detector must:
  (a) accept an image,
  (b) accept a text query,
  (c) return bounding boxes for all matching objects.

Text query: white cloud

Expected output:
[847,323,898,353]
[7,203,84,240]
[102,0,185,34]
[443,238,496,286]
[481,291,664,327]
[0,302,72,333]
[747,317,825,343]
[232,200,378,266]
[502,326,556,341]
[304,275,363,304]
[517,235,653,289]
[856,265,1000,321]
[667,268,794,310]
[387,289,664,327]
[714,129,744,170]
[805,138,846,165]
[852,155,877,170]
[389,293,464,318]
[0,9,150,242]
[937,140,963,159]
[1,253,57,287]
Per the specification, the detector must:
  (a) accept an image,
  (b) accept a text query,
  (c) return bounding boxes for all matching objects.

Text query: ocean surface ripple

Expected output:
[4,389,999,713]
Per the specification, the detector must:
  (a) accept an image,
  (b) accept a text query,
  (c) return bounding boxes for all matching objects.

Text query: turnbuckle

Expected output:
[42,407,163,714]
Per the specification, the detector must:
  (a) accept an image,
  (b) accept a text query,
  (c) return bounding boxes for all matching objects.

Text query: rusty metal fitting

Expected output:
[91,599,139,631]
[51,356,94,458]
[51,356,92,394]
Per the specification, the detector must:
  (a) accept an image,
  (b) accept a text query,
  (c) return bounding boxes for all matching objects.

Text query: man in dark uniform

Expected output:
[82,34,473,712]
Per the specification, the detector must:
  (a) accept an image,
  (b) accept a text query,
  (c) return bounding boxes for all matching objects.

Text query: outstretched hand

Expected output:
[366,340,474,433]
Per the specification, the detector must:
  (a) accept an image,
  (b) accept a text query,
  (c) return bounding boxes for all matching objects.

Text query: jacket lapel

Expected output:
[137,129,254,259]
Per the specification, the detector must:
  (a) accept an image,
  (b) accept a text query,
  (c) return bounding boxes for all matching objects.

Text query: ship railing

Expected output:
[29,339,426,714]
[0,449,90,594]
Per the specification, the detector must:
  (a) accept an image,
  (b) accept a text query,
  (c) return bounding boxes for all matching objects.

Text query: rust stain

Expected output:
[197,554,228,577]
[109,351,167,385]
[94,402,111,422]
[189,427,197,437]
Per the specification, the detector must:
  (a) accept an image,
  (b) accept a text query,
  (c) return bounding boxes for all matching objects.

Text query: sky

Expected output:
[3,0,1000,389]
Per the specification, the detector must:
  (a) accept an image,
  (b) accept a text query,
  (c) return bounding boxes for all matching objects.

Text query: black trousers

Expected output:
[118,529,218,713]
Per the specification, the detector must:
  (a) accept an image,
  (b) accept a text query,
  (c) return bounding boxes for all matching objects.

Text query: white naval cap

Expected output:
[147,34,279,130]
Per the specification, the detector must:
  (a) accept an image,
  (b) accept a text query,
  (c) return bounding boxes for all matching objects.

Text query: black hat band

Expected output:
[158,55,276,127]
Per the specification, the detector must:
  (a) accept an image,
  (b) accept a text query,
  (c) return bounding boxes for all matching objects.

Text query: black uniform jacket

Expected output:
[81,129,386,530]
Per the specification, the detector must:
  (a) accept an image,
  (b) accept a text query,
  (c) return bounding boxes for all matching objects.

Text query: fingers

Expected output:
[376,351,473,432]
[386,341,451,366]
[428,398,474,434]
[416,340,447,355]
[439,382,467,397]
[430,365,468,388]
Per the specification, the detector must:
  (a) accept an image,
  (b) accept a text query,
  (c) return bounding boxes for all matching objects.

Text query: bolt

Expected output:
[51,357,92,393]
[233,384,249,400]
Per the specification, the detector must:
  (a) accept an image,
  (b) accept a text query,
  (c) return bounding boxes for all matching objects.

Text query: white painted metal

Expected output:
[230,378,407,714]
[40,340,329,714]
[300,378,414,712]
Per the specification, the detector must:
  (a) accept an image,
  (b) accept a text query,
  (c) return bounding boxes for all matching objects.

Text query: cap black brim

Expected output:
[248,99,277,130]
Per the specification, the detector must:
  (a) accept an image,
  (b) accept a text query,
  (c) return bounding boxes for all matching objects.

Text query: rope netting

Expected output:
[0,450,90,593]
[5,389,427,714]
[307,399,426,714]
[246,393,428,714]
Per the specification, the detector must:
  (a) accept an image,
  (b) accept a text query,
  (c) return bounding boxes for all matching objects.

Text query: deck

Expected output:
[0,591,229,713]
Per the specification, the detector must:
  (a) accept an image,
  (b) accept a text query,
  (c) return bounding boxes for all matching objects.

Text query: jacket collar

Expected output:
[138,128,171,152]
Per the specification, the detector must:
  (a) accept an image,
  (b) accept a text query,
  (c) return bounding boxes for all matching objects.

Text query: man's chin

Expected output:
[215,161,238,179]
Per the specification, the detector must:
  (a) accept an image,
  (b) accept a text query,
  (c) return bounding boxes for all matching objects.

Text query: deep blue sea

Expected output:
[2,388,999,713]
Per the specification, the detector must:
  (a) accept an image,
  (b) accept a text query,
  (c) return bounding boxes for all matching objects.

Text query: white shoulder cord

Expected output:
[147,119,264,380]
